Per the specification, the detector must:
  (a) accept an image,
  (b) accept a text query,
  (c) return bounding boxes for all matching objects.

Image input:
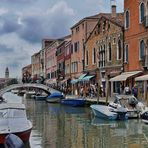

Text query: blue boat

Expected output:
[60,98,86,107]
[46,92,64,103]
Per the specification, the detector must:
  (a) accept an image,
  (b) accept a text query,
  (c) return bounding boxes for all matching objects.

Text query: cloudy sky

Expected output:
[0,0,124,78]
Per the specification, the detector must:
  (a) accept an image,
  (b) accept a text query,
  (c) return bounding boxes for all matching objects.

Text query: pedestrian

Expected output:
[80,86,84,97]
[132,84,138,98]
[124,85,131,95]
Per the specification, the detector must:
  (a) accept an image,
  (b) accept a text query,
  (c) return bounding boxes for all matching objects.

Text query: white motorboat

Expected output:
[109,95,146,118]
[141,107,148,124]
[90,104,128,120]
[0,103,32,144]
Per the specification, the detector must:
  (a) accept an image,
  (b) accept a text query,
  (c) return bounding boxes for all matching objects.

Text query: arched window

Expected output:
[108,43,112,61]
[139,40,145,60]
[139,2,145,23]
[146,2,148,16]
[125,10,130,29]
[117,40,122,60]
[92,48,96,64]
[124,44,128,62]
[86,50,89,65]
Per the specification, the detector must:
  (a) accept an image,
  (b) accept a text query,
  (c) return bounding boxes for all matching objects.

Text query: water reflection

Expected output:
[2,92,148,148]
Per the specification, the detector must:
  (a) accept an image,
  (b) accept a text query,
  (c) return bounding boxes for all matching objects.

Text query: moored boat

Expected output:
[141,109,148,124]
[60,98,86,107]
[0,103,32,144]
[46,92,64,103]
[90,104,128,120]
[109,95,146,118]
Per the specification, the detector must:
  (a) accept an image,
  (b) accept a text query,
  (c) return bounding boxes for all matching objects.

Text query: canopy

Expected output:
[81,75,95,81]
[71,79,78,84]
[110,71,142,82]
[135,74,148,81]
[78,73,87,82]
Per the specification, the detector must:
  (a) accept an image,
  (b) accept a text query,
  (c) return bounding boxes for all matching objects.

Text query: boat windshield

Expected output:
[8,109,26,118]
[0,109,26,118]
[0,110,7,118]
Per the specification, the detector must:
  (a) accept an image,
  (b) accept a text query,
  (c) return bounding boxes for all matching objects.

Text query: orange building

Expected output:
[123,0,148,101]
[124,0,148,72]
[70,14,103,80]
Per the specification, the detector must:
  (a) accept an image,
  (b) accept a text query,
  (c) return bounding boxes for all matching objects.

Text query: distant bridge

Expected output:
[0,83,60,97]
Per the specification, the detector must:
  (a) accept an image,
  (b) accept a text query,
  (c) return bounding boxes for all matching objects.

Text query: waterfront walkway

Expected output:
[65,95,114,105]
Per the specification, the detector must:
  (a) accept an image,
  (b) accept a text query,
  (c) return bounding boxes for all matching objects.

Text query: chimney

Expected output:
[111,0,117,18]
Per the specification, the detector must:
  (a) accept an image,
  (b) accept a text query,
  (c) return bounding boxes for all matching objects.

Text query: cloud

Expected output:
[1,0,36,3]
[0,33,39,77]
[0,1,75,43]
[0,8,8,16]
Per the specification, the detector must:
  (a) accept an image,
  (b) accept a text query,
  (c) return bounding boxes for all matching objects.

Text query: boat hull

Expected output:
[91,106,117,120]
[0,128,32,144]
[46,92,64,103]
[46,97,62,103]
[61,99,85,107]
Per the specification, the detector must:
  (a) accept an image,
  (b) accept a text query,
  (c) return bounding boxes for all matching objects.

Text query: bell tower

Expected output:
[5,67,9,79]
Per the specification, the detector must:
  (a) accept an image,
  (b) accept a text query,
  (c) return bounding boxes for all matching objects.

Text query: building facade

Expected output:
[70,15,102,80]
[85,4,124,96]
[45,39,63,85]
[124,0,148,72]
[31,52,40,81]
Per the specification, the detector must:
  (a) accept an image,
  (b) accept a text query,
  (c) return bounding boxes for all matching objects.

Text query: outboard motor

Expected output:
[4,134,24,148]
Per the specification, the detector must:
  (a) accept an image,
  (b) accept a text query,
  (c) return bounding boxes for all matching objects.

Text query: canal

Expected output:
[3,92,148,148]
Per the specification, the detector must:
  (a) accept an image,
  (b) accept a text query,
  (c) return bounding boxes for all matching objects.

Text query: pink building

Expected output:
[45,39,63,85]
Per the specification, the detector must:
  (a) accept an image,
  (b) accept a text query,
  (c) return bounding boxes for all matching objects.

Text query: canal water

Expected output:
[3,92,148,148]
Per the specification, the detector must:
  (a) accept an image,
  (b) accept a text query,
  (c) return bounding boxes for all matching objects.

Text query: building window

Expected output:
[117,40,122,60]
[108,43,112,61]
[86,50,89,66]
[139,2,145,23]
[71,62,78,73]
[92,48,96,64]
[113,38,116,44]
[74,42,79,52]
[124,44,129,63]
[139,40,145,60]
[125,10,130,29]
[71,44,73,54]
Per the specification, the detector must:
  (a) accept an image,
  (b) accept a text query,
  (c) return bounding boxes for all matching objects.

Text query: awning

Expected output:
[81,75,95,81]
[78,73,87,82]
[71,79,78,84]
[135,74,148,81]
[110,71,142,82]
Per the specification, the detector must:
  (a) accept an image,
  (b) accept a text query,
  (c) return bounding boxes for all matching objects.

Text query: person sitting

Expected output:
[124,86,131,95]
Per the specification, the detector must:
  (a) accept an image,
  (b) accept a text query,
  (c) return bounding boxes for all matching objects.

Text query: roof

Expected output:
[0,103,25,110]
[110,71,142,82]
[135,74,148,81]
[85,13,124,43]
[71,13,110,29]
